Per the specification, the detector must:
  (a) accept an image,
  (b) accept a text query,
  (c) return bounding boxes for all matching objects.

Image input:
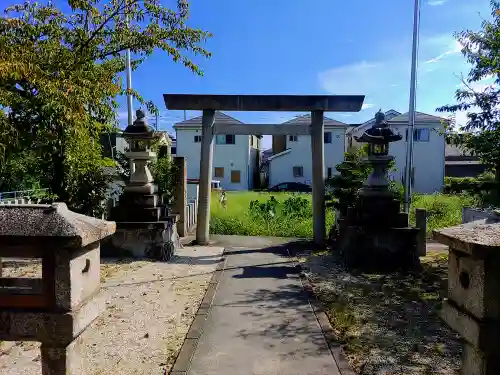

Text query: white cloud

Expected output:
[318,33,478,122]
[318,60,408,112]
[424,40,462,64]
[427,0,448,6]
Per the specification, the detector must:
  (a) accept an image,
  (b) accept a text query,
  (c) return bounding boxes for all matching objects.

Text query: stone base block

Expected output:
[0,292,104,345]
[340,226,420,272]
[441,299,500,353]
[461,342,500,375]
[111,204,162,222]
[108,219,179,261]
[41,334,86,375]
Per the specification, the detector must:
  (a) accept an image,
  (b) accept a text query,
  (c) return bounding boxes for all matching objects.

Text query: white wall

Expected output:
[268,127,345,187]
[175,128,250,191]
[389,122,445,193]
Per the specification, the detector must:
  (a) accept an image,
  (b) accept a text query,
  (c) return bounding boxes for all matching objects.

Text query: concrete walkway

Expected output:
[179,237,344,375]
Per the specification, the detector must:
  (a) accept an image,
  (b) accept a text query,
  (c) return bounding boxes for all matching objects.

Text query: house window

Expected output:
[405,128,430,142]
[214,167,224,178]
[293,166,303,177]
[289,135,298,142]
[327,167,333,178]
[231,170,241,183]
[324,132,332,144]
[216,134,236,144]
[250,136,253,147]
[171,146,176,154]
[194,135,202,143]
[414,128,430,142]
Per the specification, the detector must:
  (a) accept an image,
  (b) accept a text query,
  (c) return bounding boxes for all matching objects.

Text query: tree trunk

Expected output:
[50,127,69,203]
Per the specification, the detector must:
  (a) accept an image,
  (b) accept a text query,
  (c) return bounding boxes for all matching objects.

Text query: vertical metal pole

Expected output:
[403,0,421,213]
[184,110,187,121]
[125,0,133,127]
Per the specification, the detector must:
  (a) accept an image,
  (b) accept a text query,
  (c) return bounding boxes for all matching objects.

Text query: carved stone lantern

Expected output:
[337,110,420,272]
[110,109,179,260]
[0,203,115,375]
[434,221,500,375]
[123,109,157,196]
[355,109,402,196]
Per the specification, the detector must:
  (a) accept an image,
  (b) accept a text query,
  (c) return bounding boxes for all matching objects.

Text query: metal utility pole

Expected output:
[183,110,187,121]
[125,2,133,126]
[403,0,421,213]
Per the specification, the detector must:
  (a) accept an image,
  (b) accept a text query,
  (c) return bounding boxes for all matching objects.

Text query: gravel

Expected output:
[0,245,224,375]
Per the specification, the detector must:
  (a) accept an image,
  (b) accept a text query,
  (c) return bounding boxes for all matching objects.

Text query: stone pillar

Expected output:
[196,109,215,245]
[173,157,187,237]
[0,203,115,375]
[415,208,427,256]
[434,222,500,375]
[311,110,326,247]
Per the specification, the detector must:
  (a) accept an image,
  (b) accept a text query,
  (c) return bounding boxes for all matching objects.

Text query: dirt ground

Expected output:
[298,250,462,375]
[0,245,224,375]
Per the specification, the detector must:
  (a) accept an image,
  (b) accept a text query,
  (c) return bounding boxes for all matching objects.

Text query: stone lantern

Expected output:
[123,109,157,198]
[0,203,115,375]
[110,109,179,260]
[357,110,402,197]
[336,110,420,271]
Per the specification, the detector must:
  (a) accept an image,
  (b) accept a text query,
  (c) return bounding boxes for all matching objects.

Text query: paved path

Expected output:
[185,238,342,375]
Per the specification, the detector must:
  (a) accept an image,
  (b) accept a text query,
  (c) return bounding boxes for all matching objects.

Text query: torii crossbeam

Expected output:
[163,94,365,246]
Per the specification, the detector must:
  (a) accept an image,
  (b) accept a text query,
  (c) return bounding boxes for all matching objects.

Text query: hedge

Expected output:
[443,176,498,195]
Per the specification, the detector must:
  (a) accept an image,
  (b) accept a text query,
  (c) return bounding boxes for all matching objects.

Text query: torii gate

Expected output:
[163,94,365,246]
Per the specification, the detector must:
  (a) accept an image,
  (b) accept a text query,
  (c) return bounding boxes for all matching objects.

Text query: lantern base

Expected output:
[107,219,180,261]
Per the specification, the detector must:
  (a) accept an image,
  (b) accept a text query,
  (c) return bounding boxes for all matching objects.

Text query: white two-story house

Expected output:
[348,110,447,193]
[267,114,348,187]
[174,112,261,191]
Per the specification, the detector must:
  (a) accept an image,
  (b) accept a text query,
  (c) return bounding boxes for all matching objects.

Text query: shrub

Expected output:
[326,147,371,216]
[444,175,499,207]
[282,196,311,218]
[249,196,279,218]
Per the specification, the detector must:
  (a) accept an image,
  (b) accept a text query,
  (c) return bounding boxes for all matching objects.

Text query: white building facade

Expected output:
[174,112,261,191]
[267,115,347,187]
[348,111,447,193]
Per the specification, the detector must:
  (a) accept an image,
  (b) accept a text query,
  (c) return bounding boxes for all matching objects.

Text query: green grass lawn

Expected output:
[210,191,334,238]
[209,191,474,238]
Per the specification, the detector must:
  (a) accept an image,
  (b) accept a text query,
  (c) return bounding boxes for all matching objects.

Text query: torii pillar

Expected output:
[163,94,365,246]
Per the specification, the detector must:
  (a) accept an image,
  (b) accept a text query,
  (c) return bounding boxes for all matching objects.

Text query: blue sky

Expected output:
[5,0,495,148]
[116,0,494,148]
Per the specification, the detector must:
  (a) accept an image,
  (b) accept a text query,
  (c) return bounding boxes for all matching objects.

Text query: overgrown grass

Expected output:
[299,250,460,374]
[410,193,475,236]
[210,191,334,238]
[210,191,474,238]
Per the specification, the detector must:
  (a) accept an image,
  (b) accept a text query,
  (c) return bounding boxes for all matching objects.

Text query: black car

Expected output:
[268,182,312,193]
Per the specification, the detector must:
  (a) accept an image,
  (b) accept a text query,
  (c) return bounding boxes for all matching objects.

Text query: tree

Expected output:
[0,0,211,212]
[325,147,371,217]
[437,1,500,187]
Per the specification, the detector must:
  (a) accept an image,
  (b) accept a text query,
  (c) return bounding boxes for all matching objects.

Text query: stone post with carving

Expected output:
[0,203,115,375]
[434,221,500,375]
